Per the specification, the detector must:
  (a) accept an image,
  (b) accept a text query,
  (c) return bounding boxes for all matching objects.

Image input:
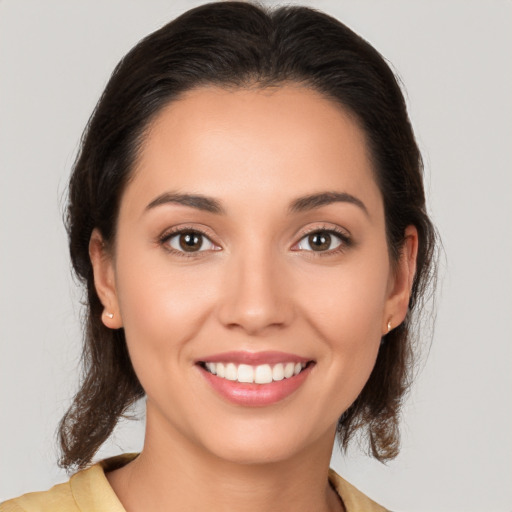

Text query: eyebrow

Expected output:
[144,190,368,216]
[145,192,225,214]
[289,191,368,216]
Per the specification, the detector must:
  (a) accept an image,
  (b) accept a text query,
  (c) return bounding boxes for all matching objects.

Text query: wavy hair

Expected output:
[60,1,438,470]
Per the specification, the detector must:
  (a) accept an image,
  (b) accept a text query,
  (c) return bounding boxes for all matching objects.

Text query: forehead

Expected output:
[126,84,383,218]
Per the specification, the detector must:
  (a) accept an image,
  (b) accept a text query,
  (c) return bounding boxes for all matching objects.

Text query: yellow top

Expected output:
[1,454,388,512]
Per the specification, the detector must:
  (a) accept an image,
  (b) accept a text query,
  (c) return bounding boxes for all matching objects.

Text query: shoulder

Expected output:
[328,468,389,512]
[0,454,136,512]
[0,480,75,512]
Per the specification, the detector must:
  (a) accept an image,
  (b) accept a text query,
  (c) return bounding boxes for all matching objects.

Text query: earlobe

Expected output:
[383,225,419,334]
[89,229,123,329]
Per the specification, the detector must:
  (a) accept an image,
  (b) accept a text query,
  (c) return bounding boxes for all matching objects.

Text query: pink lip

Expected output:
[196,350,311,365]
[197,357,314,407]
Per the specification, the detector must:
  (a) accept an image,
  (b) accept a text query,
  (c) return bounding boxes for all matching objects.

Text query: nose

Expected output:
[216,249,294,336]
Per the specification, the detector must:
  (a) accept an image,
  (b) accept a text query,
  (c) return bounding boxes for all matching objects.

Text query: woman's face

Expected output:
[92,85,414,465]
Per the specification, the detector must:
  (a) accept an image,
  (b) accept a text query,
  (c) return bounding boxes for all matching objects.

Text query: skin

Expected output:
[90,85,418,512]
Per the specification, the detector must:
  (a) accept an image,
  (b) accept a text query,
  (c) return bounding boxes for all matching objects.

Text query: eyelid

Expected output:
[157,223,352,257]
[291,224,352,255]
[158,224,221,257]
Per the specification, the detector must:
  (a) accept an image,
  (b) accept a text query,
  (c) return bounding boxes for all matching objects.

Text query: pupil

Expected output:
[309,232,330,251]
[179,232,202,251]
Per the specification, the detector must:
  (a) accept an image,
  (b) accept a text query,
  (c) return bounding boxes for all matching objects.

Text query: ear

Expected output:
[383,225,419,334]
[89,228,123,329]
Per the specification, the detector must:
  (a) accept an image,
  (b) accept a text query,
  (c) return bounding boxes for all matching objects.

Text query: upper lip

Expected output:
[196,351,312,365]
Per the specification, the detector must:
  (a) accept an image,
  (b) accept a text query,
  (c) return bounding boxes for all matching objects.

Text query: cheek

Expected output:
[113,245,220,372]
[298,256,390,345]
[294,254,389,409]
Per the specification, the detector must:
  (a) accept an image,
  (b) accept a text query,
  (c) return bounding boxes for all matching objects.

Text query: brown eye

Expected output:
[179,232,202,252]
[296,230,344,252]
[308,232,331,251]
[166,230,217,253]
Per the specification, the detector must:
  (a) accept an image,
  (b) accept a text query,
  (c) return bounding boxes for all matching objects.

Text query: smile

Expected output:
[196,352,315,406]
[202,361,307,384]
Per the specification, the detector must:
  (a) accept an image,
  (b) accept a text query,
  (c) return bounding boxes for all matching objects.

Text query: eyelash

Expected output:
[294,225,352,257]
[158,225,352,258]
[158,226,218,259]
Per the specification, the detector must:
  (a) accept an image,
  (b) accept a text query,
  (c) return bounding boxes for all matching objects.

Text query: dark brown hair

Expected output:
[60,1,437,470]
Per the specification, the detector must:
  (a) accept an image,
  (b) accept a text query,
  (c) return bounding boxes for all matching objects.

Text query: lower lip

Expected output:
[198,364,313,407]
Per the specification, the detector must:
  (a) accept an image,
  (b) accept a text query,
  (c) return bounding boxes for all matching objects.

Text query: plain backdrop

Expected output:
[1,1,511,511]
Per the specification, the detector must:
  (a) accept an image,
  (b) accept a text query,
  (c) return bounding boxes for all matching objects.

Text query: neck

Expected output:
[107,414,344,512]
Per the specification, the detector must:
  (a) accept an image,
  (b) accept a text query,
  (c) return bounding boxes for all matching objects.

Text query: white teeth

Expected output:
[284,362,295,378]
[272,363,284,381]
[216,362,225,378]
[203,361,307,384]
[225,363,237,381]
[254,364,273,384]
[237,364,254,383]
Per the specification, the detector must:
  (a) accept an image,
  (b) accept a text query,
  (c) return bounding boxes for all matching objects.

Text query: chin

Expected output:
[209,439,300,466]
[197,418,330,467]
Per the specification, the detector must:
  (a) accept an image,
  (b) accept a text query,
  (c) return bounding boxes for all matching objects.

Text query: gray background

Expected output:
[1,1,511,511]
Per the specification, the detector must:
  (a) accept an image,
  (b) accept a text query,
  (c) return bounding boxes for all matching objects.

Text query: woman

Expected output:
[1,2,437,511]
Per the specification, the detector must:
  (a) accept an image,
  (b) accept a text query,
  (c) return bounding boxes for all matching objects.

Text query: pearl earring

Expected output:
[387,320,392,333]
[105,311,114,319]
